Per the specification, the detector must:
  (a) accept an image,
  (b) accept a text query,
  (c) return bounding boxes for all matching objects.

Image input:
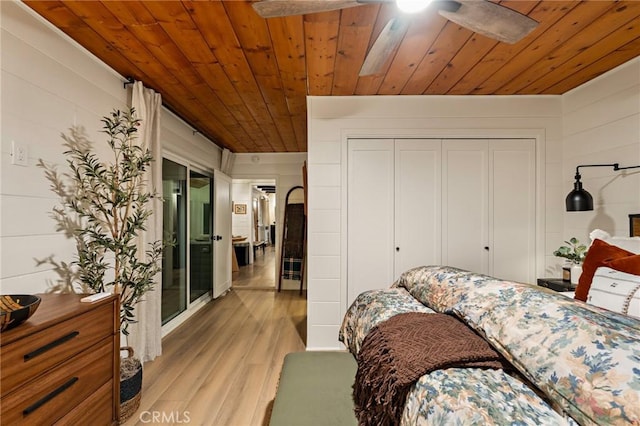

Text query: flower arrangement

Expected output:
[553,237,587,264]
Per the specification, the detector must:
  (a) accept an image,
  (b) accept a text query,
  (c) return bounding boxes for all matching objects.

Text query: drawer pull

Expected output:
[23,377,78,416]
[24,331,80,361]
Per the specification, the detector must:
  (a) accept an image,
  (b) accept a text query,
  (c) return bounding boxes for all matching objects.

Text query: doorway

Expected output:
[231,180,276,290]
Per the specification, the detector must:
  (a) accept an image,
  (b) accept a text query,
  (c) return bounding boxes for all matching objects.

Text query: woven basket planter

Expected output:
[120,346,142,423]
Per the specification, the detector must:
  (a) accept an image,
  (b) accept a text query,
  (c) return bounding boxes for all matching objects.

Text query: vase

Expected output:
[570,264,582,285]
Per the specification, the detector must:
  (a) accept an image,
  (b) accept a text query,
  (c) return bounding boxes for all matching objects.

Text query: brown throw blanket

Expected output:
[353,312,509,426]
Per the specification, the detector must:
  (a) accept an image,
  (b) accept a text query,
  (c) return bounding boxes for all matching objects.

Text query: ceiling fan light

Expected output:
[396,0,431,14]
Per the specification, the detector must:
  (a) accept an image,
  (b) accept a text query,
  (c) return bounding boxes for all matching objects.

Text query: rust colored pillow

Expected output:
[574,239,634,302]
[604,254,640,275]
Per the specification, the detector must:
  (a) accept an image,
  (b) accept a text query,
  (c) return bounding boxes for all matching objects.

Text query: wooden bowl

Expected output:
[0,295,41,332]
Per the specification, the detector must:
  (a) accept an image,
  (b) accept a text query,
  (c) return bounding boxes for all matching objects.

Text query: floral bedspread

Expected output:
[340,265,640,425]
[339,287,434,355]
[402,368,574,425]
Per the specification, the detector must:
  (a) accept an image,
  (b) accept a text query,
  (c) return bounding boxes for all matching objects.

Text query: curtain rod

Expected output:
[123,76,135,89]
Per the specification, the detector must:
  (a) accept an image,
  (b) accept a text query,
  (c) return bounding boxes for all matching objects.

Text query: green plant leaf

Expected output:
[44,107,164,332]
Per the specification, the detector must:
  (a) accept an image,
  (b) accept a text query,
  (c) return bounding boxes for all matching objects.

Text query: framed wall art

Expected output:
[234,203,247,215]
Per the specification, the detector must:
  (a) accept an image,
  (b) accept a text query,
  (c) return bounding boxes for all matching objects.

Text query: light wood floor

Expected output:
[122,264,306,425]
[232,245,276,290]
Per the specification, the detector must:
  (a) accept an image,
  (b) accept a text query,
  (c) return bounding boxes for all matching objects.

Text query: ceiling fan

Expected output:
[252,0,538,76]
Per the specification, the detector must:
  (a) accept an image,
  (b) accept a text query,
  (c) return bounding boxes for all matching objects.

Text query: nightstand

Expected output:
[537,278,576,292]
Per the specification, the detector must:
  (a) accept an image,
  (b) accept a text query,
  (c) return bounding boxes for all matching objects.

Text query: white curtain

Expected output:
[129,81,163,362]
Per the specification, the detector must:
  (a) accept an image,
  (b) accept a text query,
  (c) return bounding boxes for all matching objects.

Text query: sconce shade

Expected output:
[566,162,640,212]
[565,180,593,211]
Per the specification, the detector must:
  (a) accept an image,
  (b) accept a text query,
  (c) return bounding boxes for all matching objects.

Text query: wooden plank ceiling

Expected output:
[24,1,640,153]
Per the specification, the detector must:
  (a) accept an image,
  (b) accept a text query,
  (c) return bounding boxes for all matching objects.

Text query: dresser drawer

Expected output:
[0,303,115,397]
[55,380,115,425]
[0,337,114,425]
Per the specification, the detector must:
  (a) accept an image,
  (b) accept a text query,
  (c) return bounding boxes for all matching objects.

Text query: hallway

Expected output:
[232,245,277,290]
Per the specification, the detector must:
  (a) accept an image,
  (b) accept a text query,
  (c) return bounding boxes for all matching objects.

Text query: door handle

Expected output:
[213,235,222,241]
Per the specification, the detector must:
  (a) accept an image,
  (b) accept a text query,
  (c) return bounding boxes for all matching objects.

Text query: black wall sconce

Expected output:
[566,163,640,211]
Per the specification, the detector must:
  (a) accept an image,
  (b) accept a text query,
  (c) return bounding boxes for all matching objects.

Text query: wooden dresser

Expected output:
[0,294,120,425]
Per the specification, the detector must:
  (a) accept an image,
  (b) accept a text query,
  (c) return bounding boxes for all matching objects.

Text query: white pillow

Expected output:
[589,229,640,254]
[588,266,640,318]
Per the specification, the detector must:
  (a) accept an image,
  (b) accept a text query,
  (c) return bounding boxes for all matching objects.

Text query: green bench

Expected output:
[269,351,358,426]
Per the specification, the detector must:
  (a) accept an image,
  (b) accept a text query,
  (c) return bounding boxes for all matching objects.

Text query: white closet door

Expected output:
[348,139,395,303]
[348,137,536,305]
[394,139,441,278]
[442,140,489,274]
[489,139,536,283]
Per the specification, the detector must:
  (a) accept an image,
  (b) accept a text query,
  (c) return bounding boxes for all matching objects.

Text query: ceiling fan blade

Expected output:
[359,17,410,76]
[438,0,538,44]
[252,0,363,18]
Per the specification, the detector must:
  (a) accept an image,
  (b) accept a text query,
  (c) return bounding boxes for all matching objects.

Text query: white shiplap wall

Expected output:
[0,2,222,295]
[306,95,565,349]
[562,58,640,244]
[1,1,128,294]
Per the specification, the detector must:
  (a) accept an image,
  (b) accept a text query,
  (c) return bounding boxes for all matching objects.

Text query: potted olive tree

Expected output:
[39,107,164,422]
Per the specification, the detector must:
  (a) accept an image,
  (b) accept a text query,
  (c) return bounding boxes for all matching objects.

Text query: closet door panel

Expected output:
[394,139,441,277]
[442,140,489,274]
[490,139,536,283]
[348,139,395,304]
[347,137,536,308]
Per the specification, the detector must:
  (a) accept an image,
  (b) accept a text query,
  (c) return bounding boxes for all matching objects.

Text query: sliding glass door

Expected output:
[162,159,187,324]
[189,171,213,302]
[162,158,216,326]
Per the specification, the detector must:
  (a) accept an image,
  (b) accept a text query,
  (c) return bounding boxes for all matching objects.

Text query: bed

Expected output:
[339,232,640,425]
